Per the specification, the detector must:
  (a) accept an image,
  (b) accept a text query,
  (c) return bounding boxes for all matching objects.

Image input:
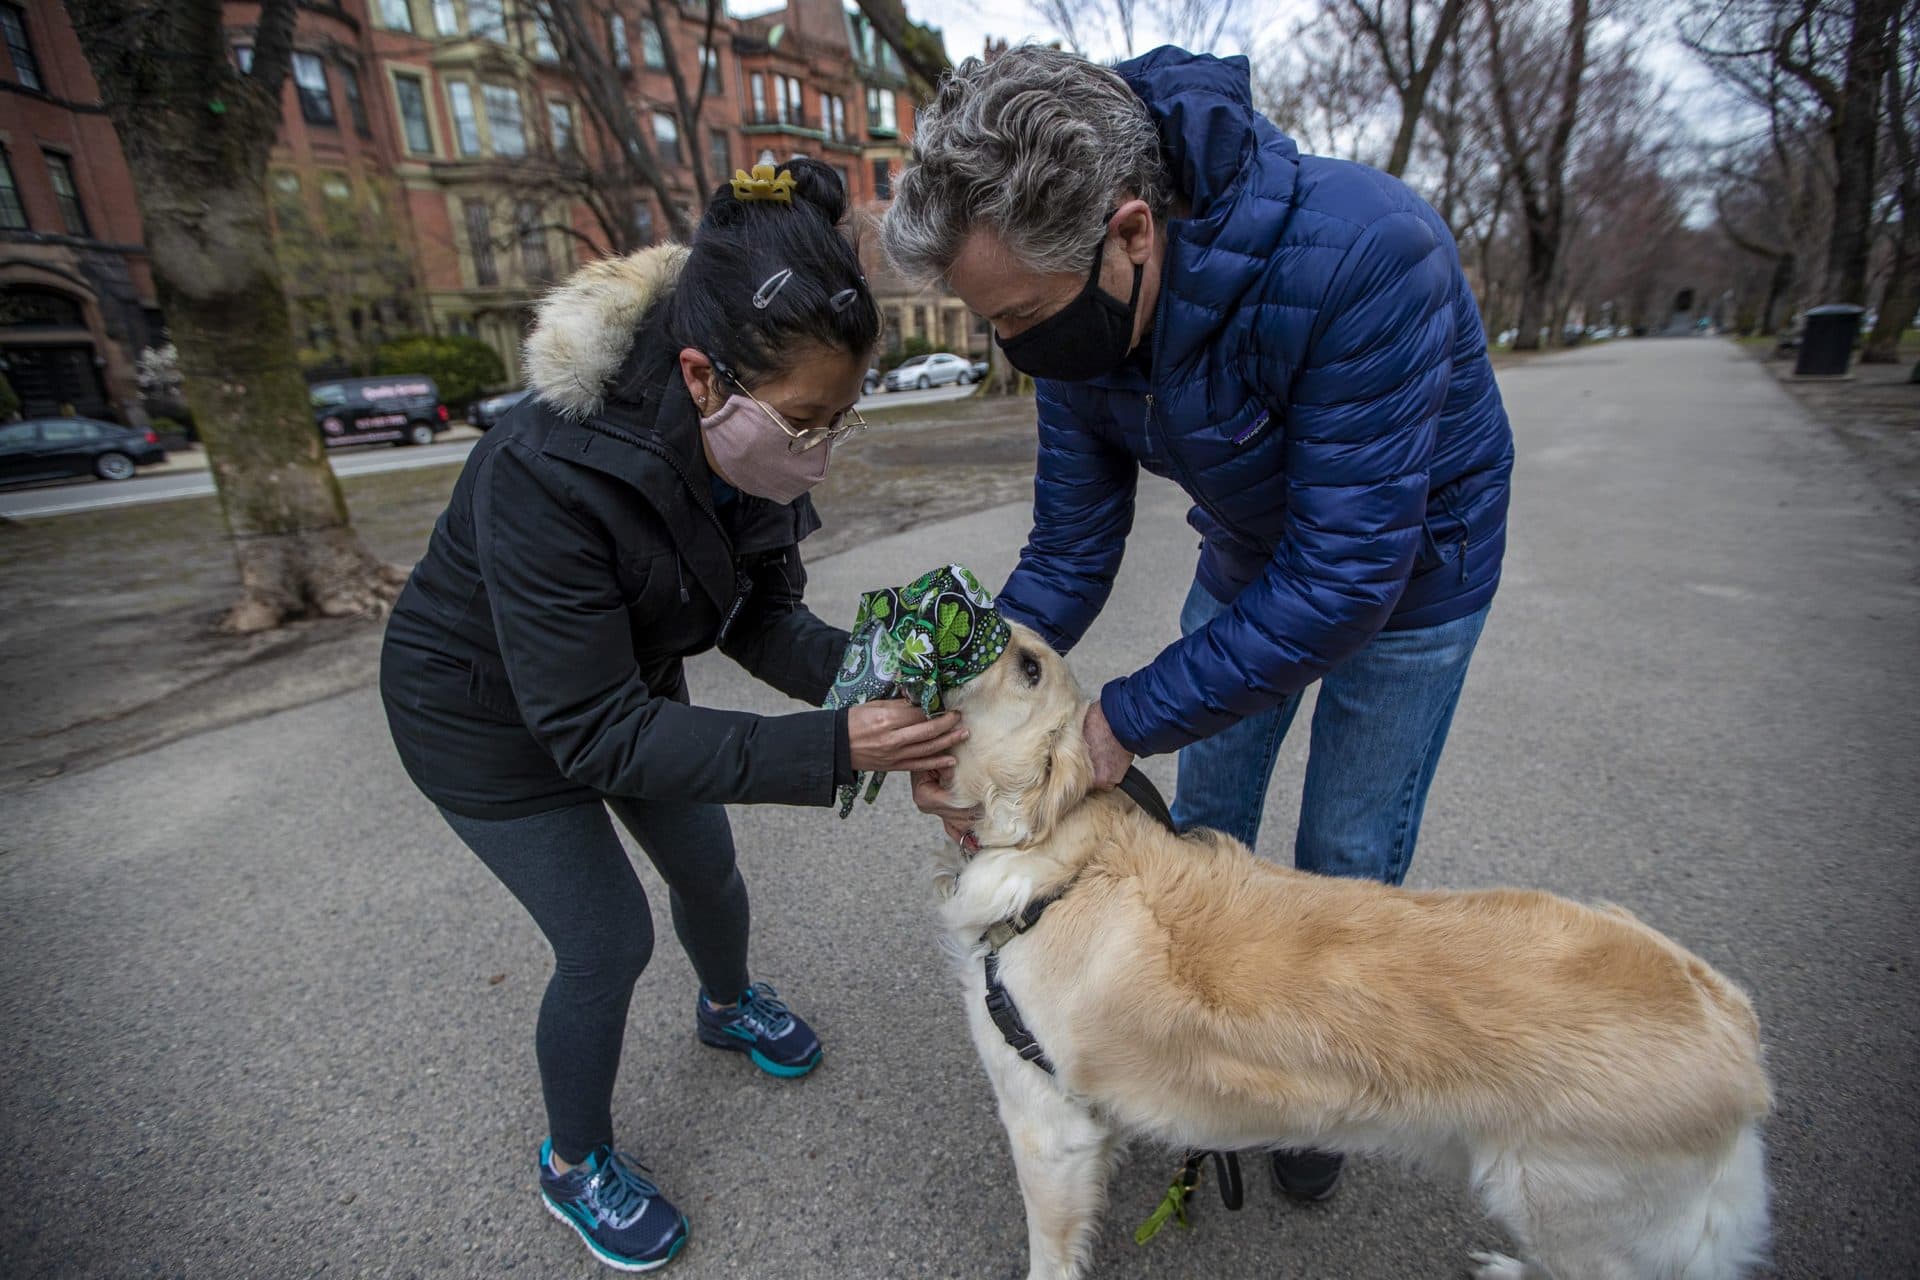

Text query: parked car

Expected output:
[883,352,973,391]
[309,375,450,448]
[468,387,531,431]
[0,417,166,485]
[969,358,988,382]
[864,366,881,394]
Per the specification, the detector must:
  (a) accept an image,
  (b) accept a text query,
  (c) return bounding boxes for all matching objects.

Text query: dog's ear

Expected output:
[973,705,1094,848]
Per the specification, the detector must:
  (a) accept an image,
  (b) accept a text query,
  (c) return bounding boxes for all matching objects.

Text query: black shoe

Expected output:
[1270,1148,1345,1202]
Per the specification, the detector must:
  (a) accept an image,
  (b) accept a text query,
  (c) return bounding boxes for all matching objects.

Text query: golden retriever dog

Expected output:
[932,624,1771,1280]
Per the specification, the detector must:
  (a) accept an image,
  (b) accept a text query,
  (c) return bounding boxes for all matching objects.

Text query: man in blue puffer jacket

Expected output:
[883,46,1513,1199]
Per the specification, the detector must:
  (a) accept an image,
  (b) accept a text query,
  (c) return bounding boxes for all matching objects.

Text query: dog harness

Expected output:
[973,768,1248,1240]
[977,768,1179,1077]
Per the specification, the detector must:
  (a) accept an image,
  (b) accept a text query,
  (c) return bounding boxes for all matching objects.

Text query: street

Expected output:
[0,383,976,521]
[1,340,1915,1277]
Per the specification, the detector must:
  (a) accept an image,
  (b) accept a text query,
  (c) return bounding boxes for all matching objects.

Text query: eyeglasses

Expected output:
[714,363,867,454]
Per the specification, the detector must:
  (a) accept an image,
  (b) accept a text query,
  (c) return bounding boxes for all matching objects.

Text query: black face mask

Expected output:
[996,220,1144,382]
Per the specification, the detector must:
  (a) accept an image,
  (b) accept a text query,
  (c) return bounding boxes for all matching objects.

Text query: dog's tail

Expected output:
[1646,1122,1772,1280]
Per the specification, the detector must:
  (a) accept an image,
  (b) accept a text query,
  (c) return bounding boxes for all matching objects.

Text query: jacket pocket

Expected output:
[619,551,683,615]
[1414,499,1470,578]
[463,660,520,718]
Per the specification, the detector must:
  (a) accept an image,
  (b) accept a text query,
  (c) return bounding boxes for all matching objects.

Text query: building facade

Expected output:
[0,1,158,422]
[10,0,977,417]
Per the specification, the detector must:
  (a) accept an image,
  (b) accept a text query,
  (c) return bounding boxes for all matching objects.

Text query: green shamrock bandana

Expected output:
[823,564,1011,817]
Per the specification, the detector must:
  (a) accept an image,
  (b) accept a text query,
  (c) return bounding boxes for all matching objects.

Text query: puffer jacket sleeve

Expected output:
[994,381,1139,653]
[473,441,840,805]
[1101,210,1454,755]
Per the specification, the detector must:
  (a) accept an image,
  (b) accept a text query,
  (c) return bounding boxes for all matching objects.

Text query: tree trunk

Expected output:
[67,0,400,632]
[1761,253,1795,336]
[1862,217,1920,361]
[1822,0,1896,303]
[973,336,1030,398]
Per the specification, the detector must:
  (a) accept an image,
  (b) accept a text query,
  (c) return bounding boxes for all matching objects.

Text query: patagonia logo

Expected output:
[1233,408,1273,446]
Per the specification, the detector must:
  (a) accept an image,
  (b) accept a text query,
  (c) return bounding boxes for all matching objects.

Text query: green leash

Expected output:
[1134,1149,1246,1245]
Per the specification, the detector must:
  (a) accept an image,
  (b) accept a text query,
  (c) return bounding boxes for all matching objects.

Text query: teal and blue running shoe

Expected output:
[538,1139,688,1272]
[695,981,822,1078]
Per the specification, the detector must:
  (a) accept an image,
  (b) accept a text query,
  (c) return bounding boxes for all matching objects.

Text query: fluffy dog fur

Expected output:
[935,625,1772,1280]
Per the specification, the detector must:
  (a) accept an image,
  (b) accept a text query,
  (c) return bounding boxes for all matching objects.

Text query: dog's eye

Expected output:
[1020,651,1042,686]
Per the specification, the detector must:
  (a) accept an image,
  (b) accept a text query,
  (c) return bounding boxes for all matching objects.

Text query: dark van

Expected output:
[310,376,451,448]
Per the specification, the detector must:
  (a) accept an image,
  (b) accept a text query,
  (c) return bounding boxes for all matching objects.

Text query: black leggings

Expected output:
[439,798,750,1164]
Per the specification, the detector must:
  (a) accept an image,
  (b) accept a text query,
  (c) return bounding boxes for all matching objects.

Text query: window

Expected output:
[708,130,730,183]
[468,0,505,41]
[549,100,576,153]
[633,203,654,245]
[0,7,39,93]
[866,86,897,134]
[610,14,630,69]
[448,82,481,155]
[291,53,336,126]
[749,72,766,120]
[701,44,722,96]
[824,93,847,141]
[483,84,526,156]
[431,0,458,34]
[641,18,665,70]
[531,18,557,61]
[871,156,891,201]
[775,74,804,126]
[0,150,26,229]
[339,63,371,135]
[516,201,551,280]
[395,74,433,154]
[378,0,413,33]
[43,152,88,236]
[464,199,497,286]
[653,111,681,165]
[234,44,253,73]
[40,419,95,444]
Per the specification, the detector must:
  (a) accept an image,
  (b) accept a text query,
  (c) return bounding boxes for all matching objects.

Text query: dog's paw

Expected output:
[1469,1251,1531,1280]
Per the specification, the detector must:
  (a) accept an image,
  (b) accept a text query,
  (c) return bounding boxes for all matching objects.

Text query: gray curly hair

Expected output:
[881,46,1171,281]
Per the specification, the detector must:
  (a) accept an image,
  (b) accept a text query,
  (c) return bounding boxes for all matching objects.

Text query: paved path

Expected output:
[2,340,1915,1277]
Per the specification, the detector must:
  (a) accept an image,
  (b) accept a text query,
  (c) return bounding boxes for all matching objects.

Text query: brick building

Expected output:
[7,0,974,417]
[0,1,158,422]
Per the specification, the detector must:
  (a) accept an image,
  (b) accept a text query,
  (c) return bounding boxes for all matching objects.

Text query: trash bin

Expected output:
[1793,304,1865,377]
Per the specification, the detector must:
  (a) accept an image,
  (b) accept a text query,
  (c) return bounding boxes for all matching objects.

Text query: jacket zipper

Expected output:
[578,418,754,636]
[1141,279,1253,548]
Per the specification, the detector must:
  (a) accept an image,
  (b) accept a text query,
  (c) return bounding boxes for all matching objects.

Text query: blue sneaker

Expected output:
[696,981,822,1078]
[538,1139,688,1272]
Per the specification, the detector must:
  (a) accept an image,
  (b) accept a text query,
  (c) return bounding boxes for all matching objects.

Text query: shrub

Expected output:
[879,334,935,373]
[373,333,506,408]
[0,373,18,420]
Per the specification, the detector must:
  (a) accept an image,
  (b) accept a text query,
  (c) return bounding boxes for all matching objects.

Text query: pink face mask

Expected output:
[699,394,833,504]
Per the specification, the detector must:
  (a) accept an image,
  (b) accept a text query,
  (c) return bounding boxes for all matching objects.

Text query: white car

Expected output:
[883,352,973,392]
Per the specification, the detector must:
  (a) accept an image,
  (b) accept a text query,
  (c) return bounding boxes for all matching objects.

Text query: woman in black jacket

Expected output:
[380,160,962,1272]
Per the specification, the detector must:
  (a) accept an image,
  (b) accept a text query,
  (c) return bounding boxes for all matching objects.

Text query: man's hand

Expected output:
[912,769,980,849]
[1082,700,1134,790]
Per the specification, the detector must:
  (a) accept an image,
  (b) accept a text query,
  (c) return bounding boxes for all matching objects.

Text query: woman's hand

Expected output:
[847,700,968,775]
[912,769,981,848]
[1082,701,1134,790]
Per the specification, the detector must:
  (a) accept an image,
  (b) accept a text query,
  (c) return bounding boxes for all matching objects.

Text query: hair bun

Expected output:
[781,156,849,225]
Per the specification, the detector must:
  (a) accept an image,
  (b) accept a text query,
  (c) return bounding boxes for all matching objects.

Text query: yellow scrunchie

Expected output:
[731,164,796,204]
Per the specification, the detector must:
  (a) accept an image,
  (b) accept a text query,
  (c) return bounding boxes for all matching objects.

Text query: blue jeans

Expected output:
[1169,579,1489,885]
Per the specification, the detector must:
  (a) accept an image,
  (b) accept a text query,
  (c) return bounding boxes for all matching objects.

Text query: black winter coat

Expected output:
[380,250,850,819]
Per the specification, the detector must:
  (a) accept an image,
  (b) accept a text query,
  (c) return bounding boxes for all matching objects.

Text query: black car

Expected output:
[0,416,166,484]
[468,387,531,431]
[310,375,450,448]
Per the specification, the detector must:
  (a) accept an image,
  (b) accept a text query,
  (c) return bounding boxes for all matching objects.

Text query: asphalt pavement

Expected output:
[2,339,1915,1278]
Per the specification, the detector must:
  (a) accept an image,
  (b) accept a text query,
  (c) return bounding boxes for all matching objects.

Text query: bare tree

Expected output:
[66,0,401,632]
[1483,0,1595,350]
[1862,0,1920,359]
[1326,0,1472,176]
[530,0,700,244]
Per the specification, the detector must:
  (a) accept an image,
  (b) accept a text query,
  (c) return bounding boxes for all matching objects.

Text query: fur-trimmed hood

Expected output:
[522,243,689,420]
